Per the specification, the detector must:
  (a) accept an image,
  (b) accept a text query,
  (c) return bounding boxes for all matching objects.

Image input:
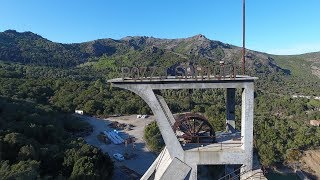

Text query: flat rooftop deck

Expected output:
[182,132,243,152]
[109,76,257,90]
[109,75,257,84]
[183,142,243,152]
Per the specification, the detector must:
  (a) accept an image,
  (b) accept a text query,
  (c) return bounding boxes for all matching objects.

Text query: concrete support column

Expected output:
[112,84,184,160]
[155,94,176,126]
[226,88,236,132]
[240,83,254,173]
[188,165,197,180]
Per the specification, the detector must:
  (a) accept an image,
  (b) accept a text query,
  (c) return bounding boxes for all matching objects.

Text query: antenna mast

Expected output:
[242,0,246,75]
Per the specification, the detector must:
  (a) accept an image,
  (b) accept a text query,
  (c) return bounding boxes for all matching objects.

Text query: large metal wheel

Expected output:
[173,113,215,143]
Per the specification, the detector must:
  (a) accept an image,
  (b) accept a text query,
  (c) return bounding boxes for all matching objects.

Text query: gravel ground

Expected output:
[77,115,157,178]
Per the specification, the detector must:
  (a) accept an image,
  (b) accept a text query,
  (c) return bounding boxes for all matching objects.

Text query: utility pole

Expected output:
[242,0,246,75]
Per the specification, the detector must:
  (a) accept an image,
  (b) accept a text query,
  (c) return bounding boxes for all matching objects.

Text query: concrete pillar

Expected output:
[226,88,236,132]
[112,84,184,160]
[188,165,197,180]
[155,94,176,126]
[240,83,254,173]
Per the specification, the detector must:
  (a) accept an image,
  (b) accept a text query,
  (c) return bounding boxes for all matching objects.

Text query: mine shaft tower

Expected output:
[109,0,263,179]
[110,74,257,179]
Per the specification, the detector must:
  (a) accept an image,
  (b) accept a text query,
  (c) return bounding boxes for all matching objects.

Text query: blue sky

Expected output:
[0,0,319,55]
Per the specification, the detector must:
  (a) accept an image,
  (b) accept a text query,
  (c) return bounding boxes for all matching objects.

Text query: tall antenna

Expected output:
[242,0,246,75]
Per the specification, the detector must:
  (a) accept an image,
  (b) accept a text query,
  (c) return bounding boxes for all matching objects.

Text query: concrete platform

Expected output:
[182,131,242,152]
[110,75,258,83]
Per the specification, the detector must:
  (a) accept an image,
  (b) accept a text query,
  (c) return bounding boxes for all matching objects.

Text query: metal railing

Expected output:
[218,165,245,180]
[218,164,265,180]
[180,134,243,151]
[155,147,167,170]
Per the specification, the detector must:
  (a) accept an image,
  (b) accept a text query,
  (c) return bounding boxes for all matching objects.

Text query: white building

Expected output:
[75,110,84,115]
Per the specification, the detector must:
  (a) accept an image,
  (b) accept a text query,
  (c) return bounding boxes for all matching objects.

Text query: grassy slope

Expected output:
[271,54,320,81]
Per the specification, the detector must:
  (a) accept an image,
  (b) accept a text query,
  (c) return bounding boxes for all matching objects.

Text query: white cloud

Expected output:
[266,43,320,55]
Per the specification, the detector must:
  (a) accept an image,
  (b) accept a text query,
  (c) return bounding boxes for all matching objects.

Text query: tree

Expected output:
[144,122,164,153]
[285,149,301,169]
[83,100,102,115]
[70,157,97,179]
[0,160,40,179]
[259,144,277,167]
[18,145,37,160]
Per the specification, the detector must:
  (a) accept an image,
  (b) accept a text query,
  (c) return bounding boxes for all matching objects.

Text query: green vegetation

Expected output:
[0,97,114,179]
[254,94,320,166]
[144,122,164,153]
[0,30,320,176]
[271,54,318,80]
[268,54,320,95]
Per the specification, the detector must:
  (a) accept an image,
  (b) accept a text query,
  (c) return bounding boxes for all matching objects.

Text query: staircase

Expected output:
[218,165,268,180]
[141,147,191,180]
[241,169,268,180]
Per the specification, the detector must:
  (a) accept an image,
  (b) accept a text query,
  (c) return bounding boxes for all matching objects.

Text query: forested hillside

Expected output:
[1,30,319,95]
[0,97,114,179]
[0,30,320,177]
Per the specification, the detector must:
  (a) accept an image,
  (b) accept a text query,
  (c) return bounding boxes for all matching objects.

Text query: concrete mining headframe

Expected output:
[109,76,257,180]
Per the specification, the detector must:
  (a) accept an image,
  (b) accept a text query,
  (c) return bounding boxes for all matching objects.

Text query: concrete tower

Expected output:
[110,75,258,180]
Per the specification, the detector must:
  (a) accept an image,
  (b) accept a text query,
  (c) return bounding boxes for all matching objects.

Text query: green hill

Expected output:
[272,52,320,80]
[2,30,319,95]
[0,30,285,71]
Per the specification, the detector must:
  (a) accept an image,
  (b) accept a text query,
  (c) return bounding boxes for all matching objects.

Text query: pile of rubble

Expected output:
[97,133,111,144]
[108,121,135,130]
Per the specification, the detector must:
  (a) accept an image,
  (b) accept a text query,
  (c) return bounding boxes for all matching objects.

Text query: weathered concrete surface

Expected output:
[110,77,256,180]
[241,83,254,173]
[240,169,268,180]
[226,88,236,132]
[160,158,191,180]
[155,95,176,126]
[110,76,257,90]
[142,146,191,180]
[184,150,246,165]
[154,147,172,180]
[141,148,167,180]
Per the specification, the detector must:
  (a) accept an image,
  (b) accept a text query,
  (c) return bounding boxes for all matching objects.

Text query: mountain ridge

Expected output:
[3,30,319,55]
[0,29,319,81]
[0,30,272,65]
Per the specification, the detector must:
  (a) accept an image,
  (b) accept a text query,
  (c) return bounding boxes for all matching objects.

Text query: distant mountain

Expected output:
[0,30,319,81]
[0,30,275,69]
[0,30,85,66]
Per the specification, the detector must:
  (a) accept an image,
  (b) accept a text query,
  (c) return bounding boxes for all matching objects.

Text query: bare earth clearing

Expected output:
[77,115,157,179]
[301,149,320,179]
